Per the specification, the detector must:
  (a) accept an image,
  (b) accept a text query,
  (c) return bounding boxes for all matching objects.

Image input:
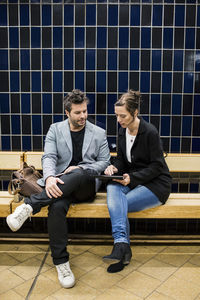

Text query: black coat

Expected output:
[113,117,172,204]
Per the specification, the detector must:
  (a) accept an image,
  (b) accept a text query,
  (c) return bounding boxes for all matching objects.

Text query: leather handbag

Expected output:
[8,162,43,199]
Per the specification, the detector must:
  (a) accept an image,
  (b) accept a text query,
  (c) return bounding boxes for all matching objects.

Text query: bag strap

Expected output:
[8,180,21,195]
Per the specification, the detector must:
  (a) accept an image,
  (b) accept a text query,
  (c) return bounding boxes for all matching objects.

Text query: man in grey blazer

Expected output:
[7,90,110,289]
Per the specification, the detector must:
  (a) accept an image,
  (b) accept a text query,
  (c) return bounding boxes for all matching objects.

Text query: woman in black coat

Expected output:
[103,90,171,272]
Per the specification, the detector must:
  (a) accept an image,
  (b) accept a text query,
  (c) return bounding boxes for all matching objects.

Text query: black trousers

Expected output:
[24,169,96,265]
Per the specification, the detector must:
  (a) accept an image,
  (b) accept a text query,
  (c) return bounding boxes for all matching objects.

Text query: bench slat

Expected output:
[165,153,200,172]
[24,152,200,173]
[11,192,200,219]
[0,192,14,217]
[24,151,43,169]
[0,152,24,170]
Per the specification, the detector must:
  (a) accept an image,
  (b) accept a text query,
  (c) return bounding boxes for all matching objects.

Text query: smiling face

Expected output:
[65,101,88,131]
[115,105,137,129]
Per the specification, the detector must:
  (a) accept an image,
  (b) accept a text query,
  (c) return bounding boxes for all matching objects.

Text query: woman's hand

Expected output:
[104,165,118,176]
[113,173,130,186]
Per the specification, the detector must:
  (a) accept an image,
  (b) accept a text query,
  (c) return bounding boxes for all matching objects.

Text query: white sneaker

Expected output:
[56,261,75,288]
[6,203,33,232]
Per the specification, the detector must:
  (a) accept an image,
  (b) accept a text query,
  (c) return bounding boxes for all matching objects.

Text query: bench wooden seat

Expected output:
[0,191,14,217]
[12,192,200,219]
[0,152,24,217]
[1,151,200,220]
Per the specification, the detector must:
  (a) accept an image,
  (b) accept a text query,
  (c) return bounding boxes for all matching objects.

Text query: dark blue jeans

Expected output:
[24,169,95,265]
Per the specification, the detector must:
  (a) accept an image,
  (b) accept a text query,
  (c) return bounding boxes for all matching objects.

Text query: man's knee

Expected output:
[48,199,70,217]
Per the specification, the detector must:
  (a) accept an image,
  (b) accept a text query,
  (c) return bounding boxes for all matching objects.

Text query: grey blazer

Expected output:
[37,119,110,187]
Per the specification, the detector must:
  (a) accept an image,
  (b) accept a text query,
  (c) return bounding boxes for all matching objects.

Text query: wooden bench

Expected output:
[0,152,23,217]
[10,152,200,219]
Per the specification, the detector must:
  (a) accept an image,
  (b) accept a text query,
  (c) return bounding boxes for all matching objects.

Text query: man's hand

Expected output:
[113,173,130,186]
[63,166,80,174]
[45,176,64,199]
[104,165,118,176]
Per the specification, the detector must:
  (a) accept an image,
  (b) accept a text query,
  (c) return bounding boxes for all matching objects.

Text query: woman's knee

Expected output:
[107,182,120,193]
[106,183,122,208]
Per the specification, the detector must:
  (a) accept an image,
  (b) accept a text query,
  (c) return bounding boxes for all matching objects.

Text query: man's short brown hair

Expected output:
[64,89,89,112]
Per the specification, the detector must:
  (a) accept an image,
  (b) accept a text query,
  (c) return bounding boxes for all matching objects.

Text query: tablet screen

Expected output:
[94,175,124,180]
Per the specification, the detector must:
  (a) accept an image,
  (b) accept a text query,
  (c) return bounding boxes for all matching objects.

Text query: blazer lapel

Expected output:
[60,119,72,151]
[82,121,93,157]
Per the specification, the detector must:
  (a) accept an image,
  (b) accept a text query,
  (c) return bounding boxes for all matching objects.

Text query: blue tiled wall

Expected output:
[0,1,200,153]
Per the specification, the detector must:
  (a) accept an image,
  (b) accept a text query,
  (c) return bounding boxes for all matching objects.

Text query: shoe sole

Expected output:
[60,281,75,289]
[123,259,131,265]
[6,215,18,232]
[103,255,132,265]
[103,257,121,264]
[58,277,75,289]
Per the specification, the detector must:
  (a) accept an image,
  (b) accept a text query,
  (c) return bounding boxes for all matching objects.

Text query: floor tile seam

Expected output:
[8,253,45,266]
[50,295,59,300]
[12,287,26,299]
[154,244,192,255]
[72,262,105,281]
[155,273,200,298]
[194,291,200,300]
[162,245,200,253]
[133,249,163,265]
[71,247,99,259]
[153,248,200,270]
[188,251,200,266]
[72,250,107,269]
[25,246,50,300]
[132,268,165,284]
[0,287,23,298]
[0,275,26,297]
[7,253,51,277]
[111,283,144,299]
[139,258,179,272]
[76,261,124,282]
[76,276,105,295]
[0,250,48,254]
[1,252,23,264]
[4,267,27,282]
[71,263,94,278]
[153,254,193,268]
[172,269,200,287]
[143,272,178,300]
[138,257,185,285]
[188,259,200,269]
[144,290,175,300]
[131,245,171,264]
[92,280,137,299]
[143,245,169,253]
[115,277,161,300]
[77,264,125,291]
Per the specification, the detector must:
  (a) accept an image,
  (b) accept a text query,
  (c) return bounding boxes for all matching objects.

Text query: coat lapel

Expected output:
[60,119,72,151]
[118,127,126,155]
[82,121,94,157]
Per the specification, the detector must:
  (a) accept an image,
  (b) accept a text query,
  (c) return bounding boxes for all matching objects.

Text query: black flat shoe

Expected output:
[103,242,132,265]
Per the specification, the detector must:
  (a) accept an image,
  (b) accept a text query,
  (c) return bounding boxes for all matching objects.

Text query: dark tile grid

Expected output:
[0,2,200,153]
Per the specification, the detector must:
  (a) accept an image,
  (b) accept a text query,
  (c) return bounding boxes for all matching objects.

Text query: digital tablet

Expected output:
[94,175,124,180]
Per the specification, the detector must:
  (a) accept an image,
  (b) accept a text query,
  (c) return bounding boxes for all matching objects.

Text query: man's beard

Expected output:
[70,118,86,129]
